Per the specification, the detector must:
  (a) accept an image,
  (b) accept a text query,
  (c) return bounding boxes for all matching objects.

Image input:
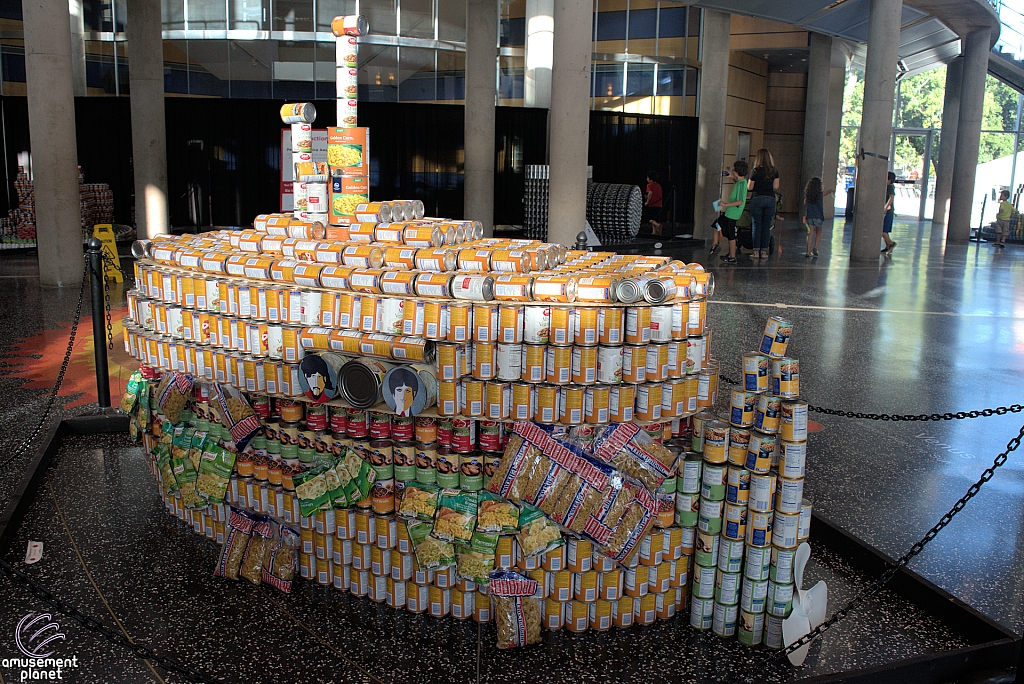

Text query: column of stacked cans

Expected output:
[523,165,549,241]
[585,183,643,244]
[684,316,811,646]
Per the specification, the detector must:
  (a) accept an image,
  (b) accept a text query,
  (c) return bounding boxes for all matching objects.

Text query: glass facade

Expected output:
[0,0,699,112]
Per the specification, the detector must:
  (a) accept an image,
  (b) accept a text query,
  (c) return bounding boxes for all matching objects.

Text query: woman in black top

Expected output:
[746,148,780,259]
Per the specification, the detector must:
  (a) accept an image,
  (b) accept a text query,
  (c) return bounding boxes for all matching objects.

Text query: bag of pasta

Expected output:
[594,484,659,567]
[398,481,440,521]
[197,441,236,505]
[155,442,177,493]
[211,383,262,451]
[171,439,203,509]
[262,526,300,593]
[591,423,677,492]
[215,508,255,580]
[489,570,542,649]
[456,531,498,585]
[487,434,546,505]
[407,519,455,571]
[155,373,190,426]
[293,464,332,517]
[432,489,478,546]
[120,370,143,414]
[516,504,564,558]
[476,490,519,534]
[239,517,275,585]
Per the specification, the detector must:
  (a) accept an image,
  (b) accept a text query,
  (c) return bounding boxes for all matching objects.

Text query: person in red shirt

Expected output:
[645,171,664,235]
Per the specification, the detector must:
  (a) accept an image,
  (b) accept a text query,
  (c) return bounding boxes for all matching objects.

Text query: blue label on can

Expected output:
[758,335,773,355]
[771,378,780,395]
[750,529,768,546]
[725,521,741,538]
[730,406,744,424]
[744,373,758,392]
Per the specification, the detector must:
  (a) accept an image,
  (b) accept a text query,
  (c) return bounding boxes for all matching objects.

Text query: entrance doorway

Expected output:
[889,128,937,219]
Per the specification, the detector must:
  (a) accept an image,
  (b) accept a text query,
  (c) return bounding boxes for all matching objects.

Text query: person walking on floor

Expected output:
[801,177,833,257]
[715,160,749,264]
[882,171,897,255]
[995,189,1012,249]
[645,171,664,236]
[747,149,779,260]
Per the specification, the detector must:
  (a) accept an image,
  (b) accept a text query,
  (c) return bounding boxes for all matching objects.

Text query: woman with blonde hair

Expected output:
[746,148,780,259]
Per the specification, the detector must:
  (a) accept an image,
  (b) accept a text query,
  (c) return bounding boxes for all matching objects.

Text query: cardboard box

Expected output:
[330,173,370,225]
[328,127,369,176]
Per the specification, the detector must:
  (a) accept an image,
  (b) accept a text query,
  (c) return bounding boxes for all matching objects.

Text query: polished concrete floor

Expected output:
[0,217,1022,683]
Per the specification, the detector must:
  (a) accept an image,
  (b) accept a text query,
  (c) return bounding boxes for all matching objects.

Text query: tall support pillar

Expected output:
[126,0,169,238]
[69,0,86,96]
[547,0,592,247]
[931,57,962,227]
[850,0,902,261]
[693,9,730,242]
[947,33,990,241]
[23,0,83,287]
[465,0,498,235]
[801,32,833,196]
[524,0,554,109]
[822,42,849,219]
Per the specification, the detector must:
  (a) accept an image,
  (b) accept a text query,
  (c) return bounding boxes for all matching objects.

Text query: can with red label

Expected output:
[451,418,477,453]
[369,411,392,439]
[478,420,503,451]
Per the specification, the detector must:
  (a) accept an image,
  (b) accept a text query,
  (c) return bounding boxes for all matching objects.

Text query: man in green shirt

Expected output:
[716,160,749,264]
[995,189,1012,248]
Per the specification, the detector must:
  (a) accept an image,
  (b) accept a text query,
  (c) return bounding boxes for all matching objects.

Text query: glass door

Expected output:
[890,129,936,219]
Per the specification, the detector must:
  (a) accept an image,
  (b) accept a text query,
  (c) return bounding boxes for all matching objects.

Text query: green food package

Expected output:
[407,519,456,570]
[456,531,499,585]
[120,371,142,413]
[398,481,441,521]
[292,465,332,517]
[155,442,177,493]
[329,459,351,509]
[433,489,478,546]
[171,454,203,509]
[198,443,236,505]
[477,490,520,534]
[516,504,565,558]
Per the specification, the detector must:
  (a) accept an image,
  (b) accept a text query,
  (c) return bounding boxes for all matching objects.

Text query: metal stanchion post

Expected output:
[86,237,111,409]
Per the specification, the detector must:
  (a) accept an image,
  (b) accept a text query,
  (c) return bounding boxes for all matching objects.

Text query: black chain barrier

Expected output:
[717,375,1024,422]
[0,260,88,470]
[0,558,218,683]
[728,417,1024,683]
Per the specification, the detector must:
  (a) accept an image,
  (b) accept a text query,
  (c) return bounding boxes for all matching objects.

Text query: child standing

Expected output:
[801,177,830,257]
[881,171,897,254]
[995,189,1012,249]
[716,160,749,264]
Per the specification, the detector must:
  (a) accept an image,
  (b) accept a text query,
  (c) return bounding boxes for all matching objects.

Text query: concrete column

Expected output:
[126,0,169,238]
[693,9,730,242]
[948,30,990,241]
[931,57,962,227]
[68,0,86,96]
[822,43,849,218]
[850,0,901,261]
[547,0,592,247]
[524,0,553,108]
[23,0,83,287]
[800,32,832,196]
[464,0,498,236]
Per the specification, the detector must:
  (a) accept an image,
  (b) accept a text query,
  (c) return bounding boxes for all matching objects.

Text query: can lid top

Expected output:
[340,362,382,408]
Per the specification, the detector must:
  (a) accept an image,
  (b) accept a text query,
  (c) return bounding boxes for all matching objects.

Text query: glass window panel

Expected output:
[894,66,945,130]
[498,54,523,104]
[439,0,467,41]
[230,0,267,30]
[83,40,115,93]
[627,38,656,55]
[983,74,1020,132]
[500,16,524,46]
[625,62,653,96]
[627,7,657,40]
[231,40,275,98]
[399,46,435,101]
[686,6,700,36]
[83,0,105,32]
[364,0,398,36]
[186,39,229,97]
[317,0,356,32]
[656,6,686,38]
[401,0,434,38]
[976,132,1016,225]
[656,36,684,59]
[275,41,316,99]
[164,41,190,94]
[273,0,313,31]
[162,0,185,30]
[361,45,398,101]
[596,10,626,41]
[436,49,465,102]
[186,0,226,30]
[315,41,337,99]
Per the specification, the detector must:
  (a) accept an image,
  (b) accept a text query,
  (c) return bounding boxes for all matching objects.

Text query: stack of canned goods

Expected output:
[684,316,811,647]
[122,224,719,426]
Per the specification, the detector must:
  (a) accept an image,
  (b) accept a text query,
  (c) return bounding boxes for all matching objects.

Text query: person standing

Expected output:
[645,171,664,236]
[747,149,779,260]
[801,177,833,257]
[881,171,896,255]
[716,160,748,263]
[995,189,1012,249]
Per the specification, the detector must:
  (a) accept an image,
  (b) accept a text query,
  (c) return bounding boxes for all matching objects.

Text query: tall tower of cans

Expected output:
[685,316,811,646]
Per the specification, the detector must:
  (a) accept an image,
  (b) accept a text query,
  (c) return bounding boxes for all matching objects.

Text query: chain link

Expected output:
[716,375,1023,422]
[0,558,218,682]
[0,261,88,470]
[729,419,1024,683]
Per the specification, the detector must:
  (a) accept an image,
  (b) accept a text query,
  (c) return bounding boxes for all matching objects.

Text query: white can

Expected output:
[717,537,745,574]
[597,345,623,384]
[712,601,738,637]
[740,576,769,613]
[774,512,799,549]
[748,473,776,512]
[307,182,328,213]
[378,298,405,335]
[523,307,550,344]
[650,306,674,342]
[777,440,807,479]
[300,290,321,326]
[690,596,714,630]
[267,324,283,359]
[798,499,812,541]
[496,343,522,381]
[687,336,705,373]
